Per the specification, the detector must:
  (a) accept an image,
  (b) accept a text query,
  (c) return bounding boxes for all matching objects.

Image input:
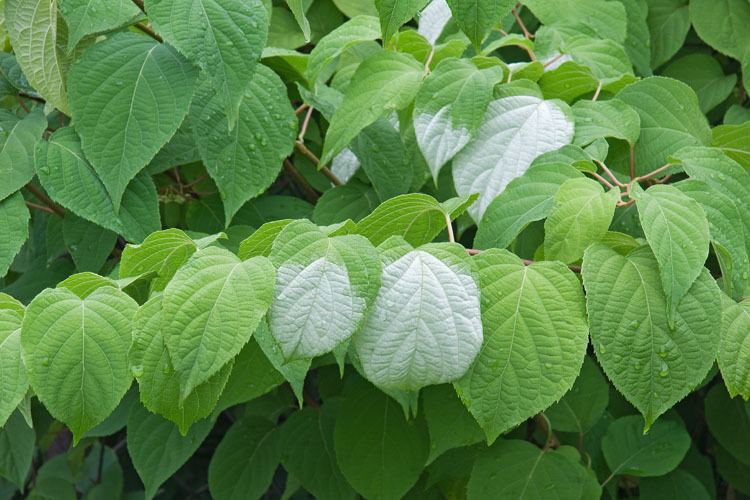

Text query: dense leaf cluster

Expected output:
[0,0,749,498]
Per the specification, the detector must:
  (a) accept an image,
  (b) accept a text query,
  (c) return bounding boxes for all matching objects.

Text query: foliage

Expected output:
[0,0,749,498]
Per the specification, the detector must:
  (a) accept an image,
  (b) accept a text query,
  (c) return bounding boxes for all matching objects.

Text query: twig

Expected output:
[283,159,319,202]
[444,212,455,243]
[26,201,55,214]
[629,144,636,180]
[25,183,65,217]
[592,81,603,101]
[295,103,309,115]
[543,53,564,69]
[535,413,560,450]
[594,160,626,187]
[424,47,436,71]
[293,141,343,186]
[134,22,163,42]
[633,163,673,183]
[512,4,534,39]
[298,107,314,142]
[585,170,615,189]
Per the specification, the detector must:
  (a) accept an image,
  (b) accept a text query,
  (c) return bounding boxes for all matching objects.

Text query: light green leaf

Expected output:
[5,0,73,113]
[632,183,710,322]
[280,402,356,500]
[162,246,275,399]
[452,95,574,221]
[663,53,737,113]
[356,192,477,246]
[146,0,268,129]
[455,249,588,443]
[582,244,721,427]
[56,272,117,299]
[354,242,482,391]
[191,66,297,225]
[602,415,690,477]
[524,0,627,43]
[0,192,29,278]
[68,32,198,210]
[538,61,599,103]
[208,417,282,500]
[129,296,233,435]
[712,121,750,169]
[21,286,138,442]
[58,0,141,51]
[62,214,116,273]
[646,0,689,68]
[286,0,311,41]
[414,58,499,180]
[422,384,484,463]
[238,219,294,260]
[376,0,428,42]
[718,298,750,399]
[0,410,35,490]
[467,439,597,499]
[690,0,750,60]
[475,162,582,249]
[0,308,26,428]
[119,229,197,292]
[446,0,515,49]
[35,127,161,243]
[545,356,609,434]
[321,51,424,165]
[616,76,710,174]
[269,220,381,360]
[307,15,381,82]
[544,177,619,264]
[639,470,711,500]
[253,319,311,404]
[312,181,379,225]
[127,403,213,500]
[0,110,47,202]
[572,99,640,146]
[562,34,634,83]
[619,0,651,75]
[334,377,429,500]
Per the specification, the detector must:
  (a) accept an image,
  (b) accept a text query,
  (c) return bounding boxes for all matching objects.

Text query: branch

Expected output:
[25,183,65,217]
[298,107,314,142]
[293,141,343,186]
[633,163,673,183]
[512,4,534,39]
[629,144,636,180]
[584,170,615,190]
[134,22,163,42]
[25,201,55,215]
[283,159,320,203]
[594,160,626,188]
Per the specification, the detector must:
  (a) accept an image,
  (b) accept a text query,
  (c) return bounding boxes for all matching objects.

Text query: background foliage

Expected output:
[0,0,750,498]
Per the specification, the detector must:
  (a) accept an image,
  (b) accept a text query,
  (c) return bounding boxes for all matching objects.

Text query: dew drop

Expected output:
[629,320,640,329]
[131,364,144,378]
[41,356,50,367]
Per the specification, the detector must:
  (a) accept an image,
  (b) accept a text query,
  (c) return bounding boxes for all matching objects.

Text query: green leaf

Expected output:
[58,0,141,51]
[162,246,275,399]
[572,99,640,146]
[146,0,268,129]
[616,77,711,174]
[68,32,198,210]
[475,162,582,250]
[62,214,116,273]
[119,229,197,292]
[544,177,619,264]
[663,53,736,113]
[214,338,284,412]
[253,319,311,404]
[545,356,609,434]
[467,439,597,499]
[127,403,213,500]
[0,308,26,428]
[718,298,750,399]
[321,51,424,165]
[582,244,721,427]
[129,296,233,435]
[307,15,381,82]
[538,61,599,103]
[21,286,138,442]
[0,192,30,278]
[445,0,514,48]
[455,249,589,443]
[238,219,293,259]
[712,122,750,169]
[524,0,627,43]
[422,384,484,463]
[356,192,476,246]
[646,0,690,68]
[0,110,47,202]
[452,95,574,221]
[354,242,482,391]
[690,0,750,60]
[280,401,356,500]
[632,183,710,322]
[269,220,381,360]
[375,0,428,42]
[639,470,711,500]
[601,415,690,477]
[35,127,161,243]
[191,66,297,225]
[5,0,73,113]
[333,377,429,500]
[208,417,282,500]
[619,0,651,75]
[414,58,499,180]
[286,0,311,41]
[0,410,34,490]
[351,118,412,201]
[56,272,117,299]
[312,181,379,225]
